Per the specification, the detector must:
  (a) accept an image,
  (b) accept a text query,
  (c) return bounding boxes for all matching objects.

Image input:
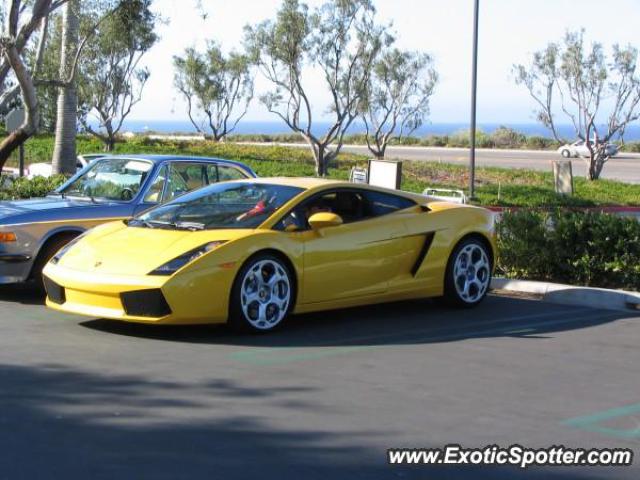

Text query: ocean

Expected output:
[105,119,640,141]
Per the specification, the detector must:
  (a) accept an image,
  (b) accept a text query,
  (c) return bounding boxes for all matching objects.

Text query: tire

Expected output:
[443,237,492,308]
[31,234,78,292]
[228,253,294,333]
[561,149,571,158]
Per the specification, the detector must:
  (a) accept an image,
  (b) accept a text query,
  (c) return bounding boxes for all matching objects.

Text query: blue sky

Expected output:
[132,0,640,124]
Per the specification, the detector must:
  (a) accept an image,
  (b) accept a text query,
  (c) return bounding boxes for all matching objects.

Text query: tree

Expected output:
[514,30,640,180]
[173,42,254,141]
[245,0,386,176]
[0,0,70,170]
[51,0,79,174]
[78,0,157,151]
[360,48,437,159]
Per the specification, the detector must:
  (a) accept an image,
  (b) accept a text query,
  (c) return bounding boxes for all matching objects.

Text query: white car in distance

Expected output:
[26,154,106,179]
[557,140,619,159]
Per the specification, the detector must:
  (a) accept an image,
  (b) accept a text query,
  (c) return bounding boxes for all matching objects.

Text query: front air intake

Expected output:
[121,289,172,318]
[43,276,66,305]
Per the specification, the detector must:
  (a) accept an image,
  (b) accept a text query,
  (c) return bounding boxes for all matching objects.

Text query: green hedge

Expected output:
[0,175,67,201]
[497,210,640,291]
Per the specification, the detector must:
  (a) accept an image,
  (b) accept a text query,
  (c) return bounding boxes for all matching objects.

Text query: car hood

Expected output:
[0,196,117,224]
[57,221,252,276]
[0,197,106,223]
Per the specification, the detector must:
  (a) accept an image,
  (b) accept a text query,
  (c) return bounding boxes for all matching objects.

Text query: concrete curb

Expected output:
[491,278,640,312]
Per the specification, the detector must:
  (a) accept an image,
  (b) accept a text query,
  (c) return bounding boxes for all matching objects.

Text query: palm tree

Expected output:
[52,0,80,175]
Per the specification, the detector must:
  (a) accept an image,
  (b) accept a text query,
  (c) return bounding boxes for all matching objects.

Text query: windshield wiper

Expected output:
[61,192,99,203]
[128,219,157,229]
[141,220,205,231]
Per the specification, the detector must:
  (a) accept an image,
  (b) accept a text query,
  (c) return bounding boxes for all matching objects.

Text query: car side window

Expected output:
[361,191,416,217]
[165,162,207,202]
[143,164,168,204]
[275,189,417,232]
[218,165,247,181]
[275,190,367,231]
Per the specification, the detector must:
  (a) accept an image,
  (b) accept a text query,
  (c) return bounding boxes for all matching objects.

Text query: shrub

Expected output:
[421,135,449,147]
[525,135,555,150]
[497,209,640,291]
[490,126,526,148]
[0,174,67,200]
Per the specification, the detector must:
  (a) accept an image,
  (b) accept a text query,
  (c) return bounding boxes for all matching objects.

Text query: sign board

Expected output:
[552,160,573,195]
[367,159,402,190]
[349,167,368,184]
[5,108,25,132]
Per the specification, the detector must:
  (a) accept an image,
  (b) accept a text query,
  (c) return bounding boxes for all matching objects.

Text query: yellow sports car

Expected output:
[43,177,496,333]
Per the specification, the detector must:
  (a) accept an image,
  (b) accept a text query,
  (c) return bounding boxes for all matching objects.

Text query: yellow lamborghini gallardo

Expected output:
[43,177,496,333]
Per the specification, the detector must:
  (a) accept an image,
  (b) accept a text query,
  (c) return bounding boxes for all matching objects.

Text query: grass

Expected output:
[2,135,639,207]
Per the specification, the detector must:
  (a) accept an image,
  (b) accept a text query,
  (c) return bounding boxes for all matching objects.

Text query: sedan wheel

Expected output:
[230,254,293,332]
[561,149,571,158]
[444,238,492,307]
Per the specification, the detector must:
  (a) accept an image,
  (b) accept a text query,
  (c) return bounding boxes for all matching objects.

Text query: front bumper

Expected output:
[42,262,231,325]
[0,253,34,284]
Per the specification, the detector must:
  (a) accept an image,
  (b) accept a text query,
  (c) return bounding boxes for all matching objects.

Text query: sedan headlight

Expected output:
[149,241,227,276]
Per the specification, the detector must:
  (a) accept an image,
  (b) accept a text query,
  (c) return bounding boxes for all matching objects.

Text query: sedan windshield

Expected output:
[129,182,304,230]
[59,158,153,201]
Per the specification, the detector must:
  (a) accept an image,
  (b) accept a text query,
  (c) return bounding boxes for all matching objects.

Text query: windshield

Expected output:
[129,182,305,230]
[59,158,153,201]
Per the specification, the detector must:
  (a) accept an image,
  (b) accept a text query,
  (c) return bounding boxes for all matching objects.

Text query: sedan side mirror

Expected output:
[308,212,343,231]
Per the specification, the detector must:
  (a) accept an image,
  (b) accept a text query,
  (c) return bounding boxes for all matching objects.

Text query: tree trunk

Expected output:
[52,0,80,175]
[0,44,40,169]
[316,144,326,177]
[103,120,115,151]
[589,151,607,180]
[104,137,115,152]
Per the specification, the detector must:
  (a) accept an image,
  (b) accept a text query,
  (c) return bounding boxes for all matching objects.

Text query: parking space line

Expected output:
[562,403,640,440]
[230,310,622,365]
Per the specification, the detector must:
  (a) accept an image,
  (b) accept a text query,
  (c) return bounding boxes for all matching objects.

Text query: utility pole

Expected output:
[469,0,479,199]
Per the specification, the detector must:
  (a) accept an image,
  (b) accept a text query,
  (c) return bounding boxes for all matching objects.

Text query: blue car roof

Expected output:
[96,154,255,173]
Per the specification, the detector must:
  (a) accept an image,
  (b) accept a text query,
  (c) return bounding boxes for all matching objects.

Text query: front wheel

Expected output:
[561,149,571,158]
[229,254,294,333]
[443,238,492,307]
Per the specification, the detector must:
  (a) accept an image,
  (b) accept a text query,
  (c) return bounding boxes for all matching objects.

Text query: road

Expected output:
[0,285,637,479]
[245,142,640,183]
[343,145,640,183]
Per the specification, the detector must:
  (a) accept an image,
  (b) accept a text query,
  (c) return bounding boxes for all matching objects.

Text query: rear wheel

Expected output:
[443,237,492,307]
[229,254,294,333]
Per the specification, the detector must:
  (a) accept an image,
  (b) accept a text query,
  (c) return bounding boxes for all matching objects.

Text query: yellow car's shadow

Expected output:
[79,294,632,348]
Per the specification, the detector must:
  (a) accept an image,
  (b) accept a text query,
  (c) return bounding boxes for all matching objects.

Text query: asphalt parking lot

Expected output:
[0,285,637,479]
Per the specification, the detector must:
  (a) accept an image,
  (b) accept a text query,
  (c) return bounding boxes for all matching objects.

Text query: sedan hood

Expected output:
[0,196,109,224]
[58,221,251,276]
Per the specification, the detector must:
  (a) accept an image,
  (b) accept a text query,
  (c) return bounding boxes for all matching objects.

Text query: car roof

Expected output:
[242,177,342,189]
[95,154,252,170]
[229,177,431,202]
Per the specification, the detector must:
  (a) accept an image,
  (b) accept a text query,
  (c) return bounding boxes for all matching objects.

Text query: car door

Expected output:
[575,141,589,157]
[283,189,413,305]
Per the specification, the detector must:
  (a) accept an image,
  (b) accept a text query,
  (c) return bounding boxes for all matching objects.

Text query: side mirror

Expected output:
[308,212,343,231]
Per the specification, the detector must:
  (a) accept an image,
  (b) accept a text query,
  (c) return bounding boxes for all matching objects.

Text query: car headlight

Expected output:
[50,232,89,265]
[149,241,227,276]
[0,232,17,243]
